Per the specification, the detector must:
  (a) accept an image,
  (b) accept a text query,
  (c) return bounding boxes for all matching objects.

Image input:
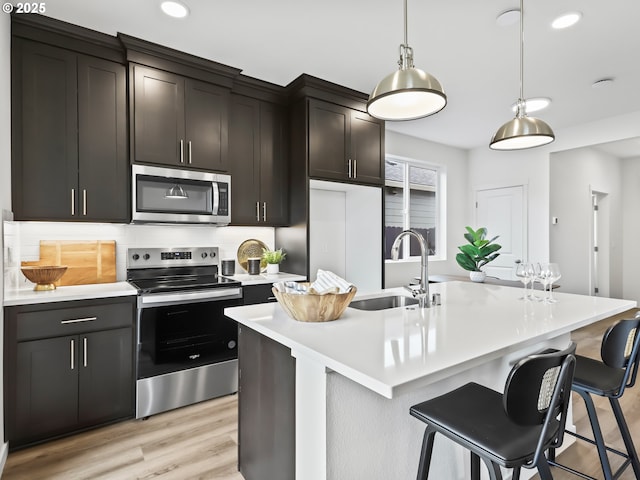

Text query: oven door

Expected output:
[137,288,242,380]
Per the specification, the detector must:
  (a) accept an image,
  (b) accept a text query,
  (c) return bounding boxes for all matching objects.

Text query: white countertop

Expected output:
[225,281,636,399]
[223,272,306,286]
[3,281,139,306]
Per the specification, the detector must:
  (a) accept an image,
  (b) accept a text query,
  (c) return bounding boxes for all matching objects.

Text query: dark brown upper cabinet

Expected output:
[131,64,230,172]
[11,38,128,222]
[229,95,288,226]
[308,99,384,186]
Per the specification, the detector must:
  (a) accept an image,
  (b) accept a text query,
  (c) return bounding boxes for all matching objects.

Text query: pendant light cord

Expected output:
[403,0,408,47]
[518,0,525,115]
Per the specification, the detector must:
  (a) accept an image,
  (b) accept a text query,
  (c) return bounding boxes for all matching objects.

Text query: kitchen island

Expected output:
[224,281,636,480]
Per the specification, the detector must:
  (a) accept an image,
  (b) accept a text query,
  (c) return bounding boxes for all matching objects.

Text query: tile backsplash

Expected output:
[3,221,275,290]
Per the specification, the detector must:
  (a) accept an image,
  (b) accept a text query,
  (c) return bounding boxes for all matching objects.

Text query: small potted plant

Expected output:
[262,247,286,275]
[455,226,502,282]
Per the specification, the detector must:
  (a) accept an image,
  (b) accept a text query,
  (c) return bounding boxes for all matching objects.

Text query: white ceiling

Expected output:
[42,0,640,153]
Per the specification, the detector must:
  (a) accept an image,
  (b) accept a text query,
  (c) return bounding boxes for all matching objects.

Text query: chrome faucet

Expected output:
[391,229,431,308]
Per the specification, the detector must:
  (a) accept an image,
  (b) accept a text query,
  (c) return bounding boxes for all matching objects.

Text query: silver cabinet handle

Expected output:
[348,159,352,178]
[179,139,184,163]
[70,339,75,370]
[263,202,267,222]
[354,159,357,178]
[256,202,260,222]
[71,188,75,215]
[83,337,88,367]
[82,189,87,216]
[188,140,192,164]
[61,316,97,325]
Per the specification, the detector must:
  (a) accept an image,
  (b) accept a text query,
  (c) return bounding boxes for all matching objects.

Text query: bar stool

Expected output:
[548,318,640,479]
[409,343,576,480]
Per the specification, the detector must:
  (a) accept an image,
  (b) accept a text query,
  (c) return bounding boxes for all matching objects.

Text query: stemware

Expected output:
[545,263,561,303]
[514,262,532,300]
[529,263,543,301]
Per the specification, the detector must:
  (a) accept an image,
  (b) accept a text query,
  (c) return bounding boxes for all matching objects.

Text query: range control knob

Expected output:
[132,253,140,261]
[143,253,150,260]
[210,251,216,258]
[201,252,208,259]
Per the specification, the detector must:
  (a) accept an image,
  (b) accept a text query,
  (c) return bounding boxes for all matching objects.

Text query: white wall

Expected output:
[384,131,469,288]
[469,111,640,298]
[549,147,622,297]
[622,156,640,303]
[0,10,11,470]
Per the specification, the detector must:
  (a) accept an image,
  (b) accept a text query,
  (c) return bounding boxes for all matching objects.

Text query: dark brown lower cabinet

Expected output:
[238,325,295,480]
[4,297,135,449]
[242,284,277,305]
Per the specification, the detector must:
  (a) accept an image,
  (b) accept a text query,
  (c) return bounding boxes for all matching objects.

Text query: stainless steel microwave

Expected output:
[132,164,231,224]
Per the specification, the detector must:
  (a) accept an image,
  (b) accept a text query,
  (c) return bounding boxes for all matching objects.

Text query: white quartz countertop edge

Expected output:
[4,281,139,306]
[223,272,306,285]
[225,283,637,399]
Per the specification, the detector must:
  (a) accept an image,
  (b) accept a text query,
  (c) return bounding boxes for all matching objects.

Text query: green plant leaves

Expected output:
[456,226,502,272]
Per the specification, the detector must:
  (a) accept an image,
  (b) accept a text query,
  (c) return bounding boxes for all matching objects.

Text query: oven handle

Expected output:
[138,287,243,307]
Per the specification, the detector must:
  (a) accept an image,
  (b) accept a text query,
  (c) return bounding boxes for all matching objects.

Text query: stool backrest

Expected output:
[601,318,640,395]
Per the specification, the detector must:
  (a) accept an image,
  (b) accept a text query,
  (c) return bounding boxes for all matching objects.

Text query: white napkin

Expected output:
[309,269,354,294]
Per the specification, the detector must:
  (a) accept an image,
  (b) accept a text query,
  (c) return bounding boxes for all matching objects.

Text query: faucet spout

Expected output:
[391,229,431,308]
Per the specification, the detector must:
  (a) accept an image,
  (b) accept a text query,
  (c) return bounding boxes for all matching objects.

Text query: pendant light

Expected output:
[165,184,188,199]
[367,0,446,121]
[490,0,554,150]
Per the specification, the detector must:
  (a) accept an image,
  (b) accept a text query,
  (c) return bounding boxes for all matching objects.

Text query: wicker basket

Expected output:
[21,265,68,291]
[272,283,357,322]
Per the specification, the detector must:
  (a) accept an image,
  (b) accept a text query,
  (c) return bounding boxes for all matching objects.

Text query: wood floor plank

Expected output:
[4,309,639,479]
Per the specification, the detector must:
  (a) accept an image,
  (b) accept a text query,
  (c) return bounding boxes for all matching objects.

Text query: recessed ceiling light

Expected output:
[161,1,189,18]
[592,78,615,89]
[552,12,582,29]
[511,97,552,114]
[496,9,520,27]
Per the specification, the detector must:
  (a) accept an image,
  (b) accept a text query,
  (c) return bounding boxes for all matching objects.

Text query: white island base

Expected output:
[225,282,636,480]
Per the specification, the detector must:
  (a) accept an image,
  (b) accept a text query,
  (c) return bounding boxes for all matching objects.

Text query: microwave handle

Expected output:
[212,181,220,215]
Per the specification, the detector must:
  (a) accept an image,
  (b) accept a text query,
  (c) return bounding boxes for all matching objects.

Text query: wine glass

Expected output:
[545,263,561,303]
[514,262,531,300]
[529,263,543,301]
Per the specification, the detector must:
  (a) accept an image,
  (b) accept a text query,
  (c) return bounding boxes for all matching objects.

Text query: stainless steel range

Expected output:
[127,246,242,418]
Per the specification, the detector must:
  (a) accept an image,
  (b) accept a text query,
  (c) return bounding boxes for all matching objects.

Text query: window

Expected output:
[384,157,440,260]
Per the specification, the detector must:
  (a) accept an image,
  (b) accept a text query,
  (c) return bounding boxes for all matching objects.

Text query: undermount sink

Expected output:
[349,295,419,311]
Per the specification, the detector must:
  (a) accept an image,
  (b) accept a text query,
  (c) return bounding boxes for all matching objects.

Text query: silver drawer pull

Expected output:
[70,339,75,370]
[61,316,97,325]
[83,337,88,367]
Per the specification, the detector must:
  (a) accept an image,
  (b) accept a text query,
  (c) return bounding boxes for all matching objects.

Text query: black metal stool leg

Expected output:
[471,452,480,480]
[610,397,640,478]
[577,389,614,480]
[512,466,521,480]
[536,455,554,480]
[416,425,436,480]
[479,457,503,480]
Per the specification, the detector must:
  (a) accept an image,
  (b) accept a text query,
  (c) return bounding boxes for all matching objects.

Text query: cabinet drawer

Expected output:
[13,299,134,341]
[243,284,278,305]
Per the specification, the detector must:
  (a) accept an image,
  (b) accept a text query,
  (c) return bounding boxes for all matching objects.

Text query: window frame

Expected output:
[384,154,446,263]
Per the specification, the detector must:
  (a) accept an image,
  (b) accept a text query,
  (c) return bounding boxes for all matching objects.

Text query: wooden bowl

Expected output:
[272,283,357,322]
[21,265,68,291]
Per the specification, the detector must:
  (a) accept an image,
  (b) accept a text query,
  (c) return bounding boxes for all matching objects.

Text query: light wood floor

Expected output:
[3,309,640,480]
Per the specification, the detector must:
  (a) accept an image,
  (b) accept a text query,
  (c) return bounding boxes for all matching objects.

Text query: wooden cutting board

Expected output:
[28,240,117,286]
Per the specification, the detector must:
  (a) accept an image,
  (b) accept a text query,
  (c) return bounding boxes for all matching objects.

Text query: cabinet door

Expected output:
[259,102,288,225]
[185,79,229,172]
[12,39,78,221]
[78,328,133,425]
[13,335,79,444]
[229,95,261,225]
[308,100,349,181]
[350,111,384,185]
[78,56,129,221]
[132,65,185,166]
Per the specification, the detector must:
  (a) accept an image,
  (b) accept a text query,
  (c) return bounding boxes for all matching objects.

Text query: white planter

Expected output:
[266,263,280,275]
[469,271,486,283]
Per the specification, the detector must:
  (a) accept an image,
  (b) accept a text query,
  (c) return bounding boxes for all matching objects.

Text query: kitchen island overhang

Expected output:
[225,282,636,480]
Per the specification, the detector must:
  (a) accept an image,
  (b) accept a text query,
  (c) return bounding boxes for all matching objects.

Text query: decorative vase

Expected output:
[266,263,280,275]
[469,271,486,283]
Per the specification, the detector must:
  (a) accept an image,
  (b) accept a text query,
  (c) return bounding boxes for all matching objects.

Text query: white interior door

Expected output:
[475,185,526,280]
